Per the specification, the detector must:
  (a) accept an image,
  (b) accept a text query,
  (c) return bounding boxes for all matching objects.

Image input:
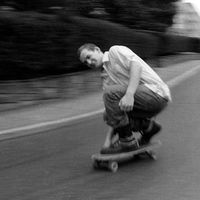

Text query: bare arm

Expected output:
[119,62,142,112]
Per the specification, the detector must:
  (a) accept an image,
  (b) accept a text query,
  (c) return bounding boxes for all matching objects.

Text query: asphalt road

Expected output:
[0,71,200,200]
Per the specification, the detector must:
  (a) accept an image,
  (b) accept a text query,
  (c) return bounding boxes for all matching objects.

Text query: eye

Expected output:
[83,55,91,65]
[86,55,91,60]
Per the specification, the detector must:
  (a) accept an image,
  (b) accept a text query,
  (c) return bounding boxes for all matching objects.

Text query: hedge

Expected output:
[68,16,160,59]
[156,34,199,55]
[0,11,78,79]
[0,11,199,80]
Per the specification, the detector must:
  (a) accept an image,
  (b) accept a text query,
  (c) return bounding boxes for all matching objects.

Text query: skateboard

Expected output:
[91,140,162,172]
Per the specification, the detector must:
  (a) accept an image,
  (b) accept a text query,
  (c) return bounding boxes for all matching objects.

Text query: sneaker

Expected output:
[100,139,139,154]
[139,121,161,146]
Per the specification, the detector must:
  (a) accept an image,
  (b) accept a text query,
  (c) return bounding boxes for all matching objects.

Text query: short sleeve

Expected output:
[108,46,137,70]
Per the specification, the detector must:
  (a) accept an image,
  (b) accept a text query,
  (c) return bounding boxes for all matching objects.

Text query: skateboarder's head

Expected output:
[78,43,104,69]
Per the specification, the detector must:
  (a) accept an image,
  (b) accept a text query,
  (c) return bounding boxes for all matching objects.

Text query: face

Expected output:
[79,48,103,69]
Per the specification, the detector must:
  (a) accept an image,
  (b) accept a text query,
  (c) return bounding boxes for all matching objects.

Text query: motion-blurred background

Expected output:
[0,0,199,109]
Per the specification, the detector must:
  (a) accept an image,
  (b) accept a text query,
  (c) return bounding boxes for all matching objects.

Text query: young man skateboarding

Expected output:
[78,43,171,154]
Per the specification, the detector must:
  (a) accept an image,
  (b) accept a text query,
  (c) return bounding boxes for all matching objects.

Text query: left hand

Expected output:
[119,93,134,112]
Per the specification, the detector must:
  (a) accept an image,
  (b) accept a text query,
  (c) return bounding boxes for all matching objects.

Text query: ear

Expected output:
[95,47,101,52]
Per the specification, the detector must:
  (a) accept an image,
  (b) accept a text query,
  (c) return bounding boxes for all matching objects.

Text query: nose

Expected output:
[86,59,93,67]
[87,59,91,65]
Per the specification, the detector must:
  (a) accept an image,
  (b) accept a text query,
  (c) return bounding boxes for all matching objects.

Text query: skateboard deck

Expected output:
[92,140,162,172]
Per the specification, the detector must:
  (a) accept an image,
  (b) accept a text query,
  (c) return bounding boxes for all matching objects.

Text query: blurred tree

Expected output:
[74,0,104,17]
[76,0,179,32]
[1,0,178,32]
[1,0,66,11]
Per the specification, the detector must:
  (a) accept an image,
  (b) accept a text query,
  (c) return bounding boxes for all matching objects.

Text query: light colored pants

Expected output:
[103,84,168,129]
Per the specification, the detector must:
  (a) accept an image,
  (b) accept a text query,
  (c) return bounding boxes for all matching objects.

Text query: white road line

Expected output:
[167,65,200,87]
[0,109,104,136]
[0,64,200,138]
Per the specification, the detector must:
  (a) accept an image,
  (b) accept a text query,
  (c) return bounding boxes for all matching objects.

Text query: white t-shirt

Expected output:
[102,45,171,101]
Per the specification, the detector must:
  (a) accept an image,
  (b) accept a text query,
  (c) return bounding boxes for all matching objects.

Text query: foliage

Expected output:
[0,11,198,80]
[2,0,178,32]
[76,0,178,32]
[0,11,79,79]
[0,0,67,11]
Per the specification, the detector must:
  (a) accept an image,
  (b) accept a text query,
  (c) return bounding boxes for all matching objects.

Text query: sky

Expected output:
[183,0,200,15]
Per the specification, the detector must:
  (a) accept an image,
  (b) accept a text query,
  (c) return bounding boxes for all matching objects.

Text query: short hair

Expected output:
[77,43,98,58]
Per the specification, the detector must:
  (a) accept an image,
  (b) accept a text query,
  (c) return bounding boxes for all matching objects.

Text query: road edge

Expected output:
[0,64,200,141]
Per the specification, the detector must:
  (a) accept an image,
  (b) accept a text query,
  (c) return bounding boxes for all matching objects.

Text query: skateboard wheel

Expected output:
[108,161,118,173]
[146,151,157,160]
[93,160,100,169]
[150,154,157,160]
